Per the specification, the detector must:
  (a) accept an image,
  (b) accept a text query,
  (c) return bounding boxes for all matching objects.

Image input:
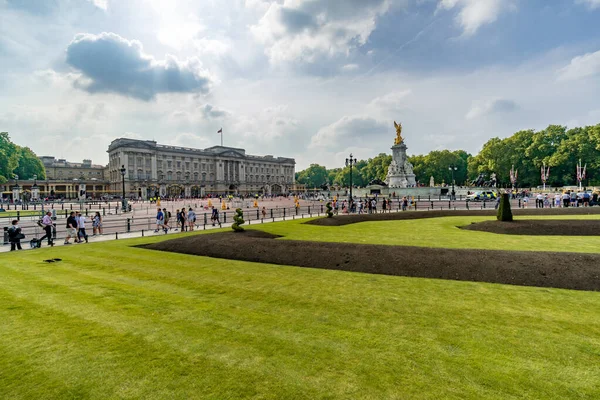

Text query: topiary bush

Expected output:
[497,193,513,222]
[326,202,333,218]
[232,208,245,232]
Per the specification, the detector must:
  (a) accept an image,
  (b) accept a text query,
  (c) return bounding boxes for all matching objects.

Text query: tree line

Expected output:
[0,132,46,183]
[295,124,600,188]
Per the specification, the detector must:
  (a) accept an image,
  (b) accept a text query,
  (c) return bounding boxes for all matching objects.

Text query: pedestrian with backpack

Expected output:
[8,220,24,251]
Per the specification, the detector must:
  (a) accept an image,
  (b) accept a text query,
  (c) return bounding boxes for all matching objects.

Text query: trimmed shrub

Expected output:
[232,208,245,232]
[326,202,333,218]
[497,193,513,222]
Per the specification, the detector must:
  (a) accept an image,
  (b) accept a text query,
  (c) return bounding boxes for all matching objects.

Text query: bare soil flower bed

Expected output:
[307,208,600,226]
[461,219,600,236]
[140,230,600,291]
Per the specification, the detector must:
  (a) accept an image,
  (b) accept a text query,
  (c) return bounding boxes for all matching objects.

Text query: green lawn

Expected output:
[1,220,600,399]
[253,214,600,253]
[0,210,44,218]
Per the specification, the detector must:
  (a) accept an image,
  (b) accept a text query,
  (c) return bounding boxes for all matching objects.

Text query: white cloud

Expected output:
[466,98,519,120]
[437,0,517,36]
[250,0,393,63]
[557,49,600,81]
[576,0,600,9]
[342,64,359,72]
[368,90,412,114]
[88,0,108,11]
[309,116,389,149]
[65,32,215,100]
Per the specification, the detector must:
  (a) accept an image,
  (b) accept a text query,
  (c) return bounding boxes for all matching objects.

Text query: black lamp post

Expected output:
[448,165,458,200]
[346,154,356,207]
[120,165,127,212]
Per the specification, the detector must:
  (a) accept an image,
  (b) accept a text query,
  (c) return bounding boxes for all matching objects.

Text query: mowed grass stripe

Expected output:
[0,289,274,400]
[2,224,600,398]
[251,215,600,253]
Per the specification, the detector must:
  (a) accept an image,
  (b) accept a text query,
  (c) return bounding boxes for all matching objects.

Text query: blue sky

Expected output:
[1,0,600,169]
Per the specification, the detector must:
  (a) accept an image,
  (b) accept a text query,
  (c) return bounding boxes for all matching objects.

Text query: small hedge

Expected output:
[232,208,245,232]
[497,193,513,222]
[326,202,333,218]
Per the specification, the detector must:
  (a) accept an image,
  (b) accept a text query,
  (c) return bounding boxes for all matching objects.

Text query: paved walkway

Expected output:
[0,213,314,253]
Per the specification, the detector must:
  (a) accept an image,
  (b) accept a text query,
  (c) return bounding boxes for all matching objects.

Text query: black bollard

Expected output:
[127,218,131,232]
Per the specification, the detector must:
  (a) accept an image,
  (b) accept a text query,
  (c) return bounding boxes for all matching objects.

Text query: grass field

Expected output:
[253,214,600,253]
[0,210,44,218]
[1,217,600,399]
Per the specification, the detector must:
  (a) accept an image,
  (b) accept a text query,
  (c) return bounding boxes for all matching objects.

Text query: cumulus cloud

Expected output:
[576,0,600,9]
[201,104,230,119]
[437,0,517,36]
[66,32,214,100]
[557,49,600,81]
[368,90,412,114]
[88,0,108,11]
[466,98,518,120]
[250,0,392,63]
[309,116,389,148]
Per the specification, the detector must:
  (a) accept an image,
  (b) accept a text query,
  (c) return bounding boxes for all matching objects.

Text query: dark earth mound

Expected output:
[140,230,600,291]
[461,219,600,236]
[307,208,600,226]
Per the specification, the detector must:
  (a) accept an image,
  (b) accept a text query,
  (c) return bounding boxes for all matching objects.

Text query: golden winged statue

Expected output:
[394,121,404,145]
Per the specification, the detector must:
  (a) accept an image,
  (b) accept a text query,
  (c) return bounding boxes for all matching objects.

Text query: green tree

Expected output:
[295,164,328,188]
[361,153,392,183]
[0,132,19,183]
[409,150,470,186]
[14,146,46,180]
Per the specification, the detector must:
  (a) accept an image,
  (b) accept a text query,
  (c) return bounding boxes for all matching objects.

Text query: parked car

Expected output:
[466,191,497,201]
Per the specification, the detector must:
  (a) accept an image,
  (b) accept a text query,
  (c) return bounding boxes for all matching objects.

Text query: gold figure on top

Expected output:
[394,121,404,145]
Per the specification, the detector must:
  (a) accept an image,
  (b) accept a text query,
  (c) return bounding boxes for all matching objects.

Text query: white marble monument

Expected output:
[385,121,417,188]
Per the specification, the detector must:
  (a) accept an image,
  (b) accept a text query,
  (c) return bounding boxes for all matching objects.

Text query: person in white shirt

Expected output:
[76,212,89,243]
[554,193,561,208]
[39,211,54,247]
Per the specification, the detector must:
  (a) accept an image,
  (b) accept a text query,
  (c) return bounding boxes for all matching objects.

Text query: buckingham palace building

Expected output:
[107,138,296,199]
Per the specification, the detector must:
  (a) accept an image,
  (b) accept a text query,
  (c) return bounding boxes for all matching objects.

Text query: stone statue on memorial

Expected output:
[384,120,416,188]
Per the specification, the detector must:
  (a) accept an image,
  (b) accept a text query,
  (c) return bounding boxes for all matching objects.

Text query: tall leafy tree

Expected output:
[14,146,46,180]
[295,164,328,188]
[0,132,20,183]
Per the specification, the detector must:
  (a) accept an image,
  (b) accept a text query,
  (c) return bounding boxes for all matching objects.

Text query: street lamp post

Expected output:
[448,165,458,200]
[345,154,356,209]
[120,165,127,212]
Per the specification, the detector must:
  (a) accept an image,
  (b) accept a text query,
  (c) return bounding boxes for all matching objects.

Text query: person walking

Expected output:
[39,211,54,247]
[179,209,187,231]
[76,212,89,243]
[163,208,171,231]
[187,207,196,231]
[65,211,78,245]
[92,212,103,235]
[8,220,23,251]
[155,207,164,233]
[211,206,220,226]
[261,206,267,219]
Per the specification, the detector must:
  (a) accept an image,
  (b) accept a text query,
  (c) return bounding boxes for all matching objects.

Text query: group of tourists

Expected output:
[154,207,200,233]
[64,211,103,245]
[519,191,597,208]
[7,210,104,250]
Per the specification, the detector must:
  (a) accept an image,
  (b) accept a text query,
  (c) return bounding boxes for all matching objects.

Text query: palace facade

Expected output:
[107,138,295,199]
[1,139,295,201]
